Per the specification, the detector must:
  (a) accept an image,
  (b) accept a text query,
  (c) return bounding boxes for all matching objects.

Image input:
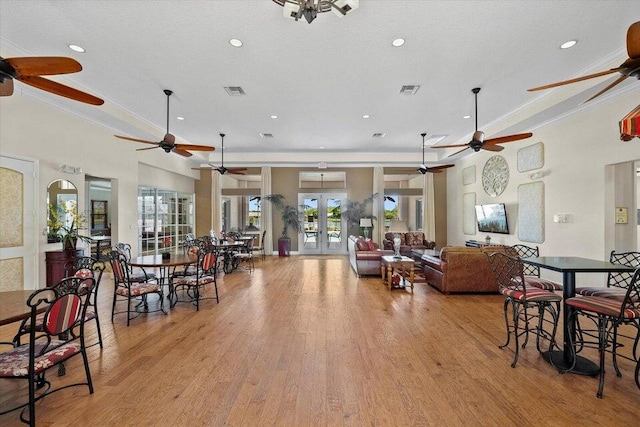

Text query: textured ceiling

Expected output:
[0,1,638,168]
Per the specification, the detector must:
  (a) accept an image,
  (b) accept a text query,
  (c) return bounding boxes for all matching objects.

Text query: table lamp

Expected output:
[360,218,372,239]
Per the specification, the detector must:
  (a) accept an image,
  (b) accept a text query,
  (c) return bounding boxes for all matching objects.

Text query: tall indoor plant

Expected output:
[264,194,304,256]
[341,193,378,238]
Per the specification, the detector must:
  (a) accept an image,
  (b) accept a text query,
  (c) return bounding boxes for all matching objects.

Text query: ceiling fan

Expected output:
[114,90,215,157]
[417,133,454,174]
[431,88,532,157]
[193,133,247,175]
[0,56,103,105]
[528,21,640,102]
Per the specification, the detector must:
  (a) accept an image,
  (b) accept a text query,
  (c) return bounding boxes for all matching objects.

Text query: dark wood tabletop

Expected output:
[0,290,40,326]
[129,254,197,268]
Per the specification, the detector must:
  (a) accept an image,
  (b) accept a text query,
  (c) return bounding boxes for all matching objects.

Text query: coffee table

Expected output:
[381,255,415,291]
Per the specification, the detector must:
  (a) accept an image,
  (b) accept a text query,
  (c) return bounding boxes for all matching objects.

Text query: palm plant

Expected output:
[341,193,378,236]
[263,194,304,238]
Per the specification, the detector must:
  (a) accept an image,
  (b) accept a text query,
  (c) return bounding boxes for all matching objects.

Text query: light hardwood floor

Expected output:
[1,255,639,426]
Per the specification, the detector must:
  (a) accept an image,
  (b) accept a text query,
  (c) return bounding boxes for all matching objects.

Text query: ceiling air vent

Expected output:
[399,85,420,95]
[372,133,386,138]
[224,86,246,96]
[260,133,273,138]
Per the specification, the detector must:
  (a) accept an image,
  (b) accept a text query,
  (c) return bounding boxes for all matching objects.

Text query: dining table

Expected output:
[0,290,43,327]
[214,240,252,273]
[128,253,197,293]
[521,256,636,375]
[90,235,112,260]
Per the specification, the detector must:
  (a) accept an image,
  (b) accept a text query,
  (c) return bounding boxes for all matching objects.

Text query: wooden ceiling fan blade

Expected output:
[431,142,470,149]
[0,79,14,96]
[485,133,533,145]
[429,164,455,171]
[482,144,504,152]
[6,57,82,76]
[172,148,193,157]
[114,135,159,145]
[229,170,247,175]
[527,68,621,92]
[175,143,216,152]
[17,75,104,105]
[583,74,629,103]
[627,21,640,58]
[136,146,160,152]
[447,147,470,158]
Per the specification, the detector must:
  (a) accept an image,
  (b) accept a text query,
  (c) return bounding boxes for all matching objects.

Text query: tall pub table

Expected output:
[521,256,635,375]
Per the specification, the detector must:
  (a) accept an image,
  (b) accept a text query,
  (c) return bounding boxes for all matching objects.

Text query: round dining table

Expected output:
[128,254,197,285]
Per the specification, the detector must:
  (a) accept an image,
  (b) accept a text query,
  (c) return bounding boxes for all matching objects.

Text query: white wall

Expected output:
[446,87,640,286]
[0,94,198,286]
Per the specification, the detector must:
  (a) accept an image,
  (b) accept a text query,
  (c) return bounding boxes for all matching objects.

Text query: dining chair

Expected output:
[487,252,562,368]
[170,248,218,310]
[576,250,640,300]
[565,268,640,398]
[512,244,563,291]
[108,251,166,326]
[233,236,255,272]
[253,230,267,260]
[0,284,95,426]
[63,256,105,348]
[114,242,157,282]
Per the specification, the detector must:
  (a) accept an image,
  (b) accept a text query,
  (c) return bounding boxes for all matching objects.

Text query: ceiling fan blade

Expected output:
[429,164,455,171]
[6,57,82,76]
[136,146,160,152]
[17,75,104,105]
[482,144,504,152]
[192,166,216,171]
[114,135,159,145]
[527,68,621,92]
[228,170,247,175]
[174,143,215,152]
[447,146,470,158]
[172,148,193,157]
[583,74,629,103]
[485,133,533,145]
[431,142,470,149]
[0,79,14,96]
[628,21,640,58]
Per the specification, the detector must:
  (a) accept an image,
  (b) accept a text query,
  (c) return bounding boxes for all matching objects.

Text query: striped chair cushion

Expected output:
[524,276,563,291]
[501,286,562,303]
[566,295,640,319]
[115,282,161,297]
[0,340,80,377]
[173,275,215,286]
[575,287,630,300]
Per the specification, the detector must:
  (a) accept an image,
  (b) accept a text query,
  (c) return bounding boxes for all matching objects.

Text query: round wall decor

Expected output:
[482,155,509,197]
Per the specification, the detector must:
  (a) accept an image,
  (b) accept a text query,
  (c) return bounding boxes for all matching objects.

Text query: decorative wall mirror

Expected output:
[46,179,78,243]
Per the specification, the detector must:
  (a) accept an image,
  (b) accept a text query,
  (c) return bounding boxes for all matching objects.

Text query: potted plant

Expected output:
[264,194,304,257]
[341,193,379,238]
[58,204,92,251]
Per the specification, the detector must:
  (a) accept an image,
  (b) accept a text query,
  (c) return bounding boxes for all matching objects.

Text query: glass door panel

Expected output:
[299,193,346,255]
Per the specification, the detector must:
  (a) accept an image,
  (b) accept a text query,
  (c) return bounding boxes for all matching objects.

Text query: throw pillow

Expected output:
[367,240,377,251]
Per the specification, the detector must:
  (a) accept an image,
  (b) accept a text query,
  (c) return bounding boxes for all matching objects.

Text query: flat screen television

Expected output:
[475,203,509,234]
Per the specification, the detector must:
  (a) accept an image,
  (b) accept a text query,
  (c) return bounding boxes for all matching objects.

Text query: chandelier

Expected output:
[272,0,359,24]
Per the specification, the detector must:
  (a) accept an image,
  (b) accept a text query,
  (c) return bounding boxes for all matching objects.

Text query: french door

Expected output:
[298,193,346,255]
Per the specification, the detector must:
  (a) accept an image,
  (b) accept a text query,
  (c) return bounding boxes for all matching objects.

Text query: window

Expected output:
[91,200,108,231]
[137,187,194,255]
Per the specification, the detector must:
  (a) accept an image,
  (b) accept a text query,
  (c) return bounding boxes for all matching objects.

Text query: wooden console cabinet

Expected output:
[45,249,83,287]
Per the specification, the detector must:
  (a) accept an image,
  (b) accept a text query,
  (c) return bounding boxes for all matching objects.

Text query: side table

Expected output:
[381,255,415,291]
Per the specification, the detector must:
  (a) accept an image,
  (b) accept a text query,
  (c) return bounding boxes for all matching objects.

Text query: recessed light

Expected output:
[270,115,278,119]
[318,146,325,149]
[229,38,243,47]
[560,40,577,49]
[392,38,405,47]
[362,114,370,119]
[68,44,85,53]
[176,116,185,121]
[463,115,471,119]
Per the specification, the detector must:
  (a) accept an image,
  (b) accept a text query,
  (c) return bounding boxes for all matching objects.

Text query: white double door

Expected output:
[298,193,346,255]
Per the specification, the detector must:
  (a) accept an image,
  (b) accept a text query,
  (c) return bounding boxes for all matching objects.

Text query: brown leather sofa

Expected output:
[348,235,393,277]
[419,246,510,294]
[382,231,436,257]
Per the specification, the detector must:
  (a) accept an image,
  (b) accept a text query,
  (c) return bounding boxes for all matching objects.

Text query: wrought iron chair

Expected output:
[512,244,563,291]
[576,250,640,300]
[487,252,562,368]
[565,268,640,398]
[233,236,255,272]
[63,256,106,348]
[108,250,166,326]
[253,230,267,260]
[170,248,219,310]
[0,284,95,426]
[114,242,157,282]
